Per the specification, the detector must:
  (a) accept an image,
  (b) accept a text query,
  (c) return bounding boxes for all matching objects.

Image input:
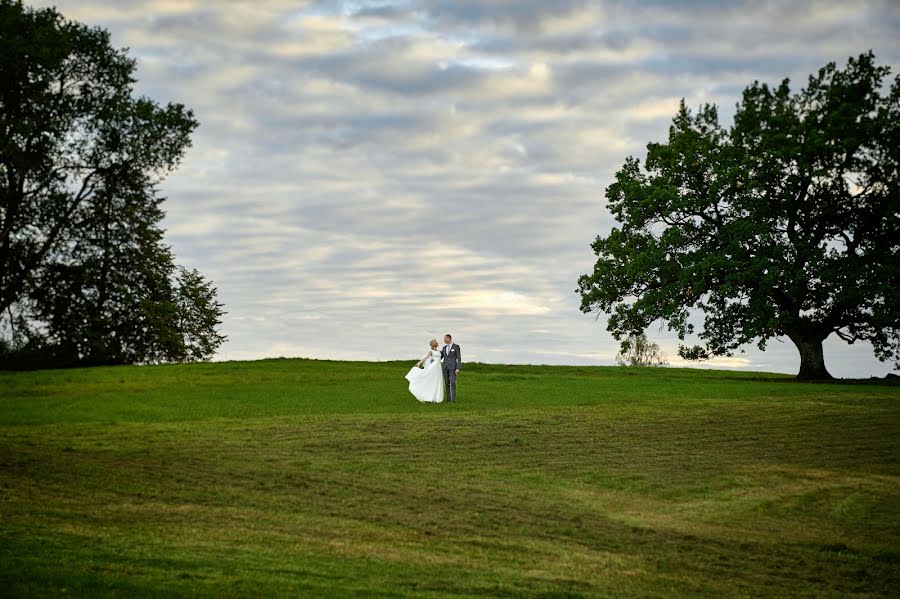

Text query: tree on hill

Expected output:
[577,52,899,380]
[0,0,225,367]
[616,333,668,367]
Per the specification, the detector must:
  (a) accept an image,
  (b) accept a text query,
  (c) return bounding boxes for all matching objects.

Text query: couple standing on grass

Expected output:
[404,334,461,404]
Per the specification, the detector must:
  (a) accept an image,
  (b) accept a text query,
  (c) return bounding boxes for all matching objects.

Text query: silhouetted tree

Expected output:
[578,52,899,379]
[0,0,225,367]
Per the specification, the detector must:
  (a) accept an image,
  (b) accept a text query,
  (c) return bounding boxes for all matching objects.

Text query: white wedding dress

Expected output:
[405,349,445,403]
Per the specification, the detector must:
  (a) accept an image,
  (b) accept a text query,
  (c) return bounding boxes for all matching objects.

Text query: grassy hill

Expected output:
[1,359,898,597]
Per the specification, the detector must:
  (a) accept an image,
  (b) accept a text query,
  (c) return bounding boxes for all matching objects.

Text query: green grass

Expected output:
[1,358,898,597]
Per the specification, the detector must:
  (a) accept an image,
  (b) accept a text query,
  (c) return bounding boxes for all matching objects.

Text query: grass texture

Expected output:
[1,358,898,597]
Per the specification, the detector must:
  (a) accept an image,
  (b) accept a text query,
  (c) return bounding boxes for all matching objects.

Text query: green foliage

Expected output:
[0,0,225,367]
[616,332,668,366]
[30,187,177,365]
[172,266,227,363]
[0,359,897,596]
[577,52,900,380]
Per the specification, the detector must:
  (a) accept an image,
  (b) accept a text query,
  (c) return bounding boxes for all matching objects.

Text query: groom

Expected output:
[441,333,461,402]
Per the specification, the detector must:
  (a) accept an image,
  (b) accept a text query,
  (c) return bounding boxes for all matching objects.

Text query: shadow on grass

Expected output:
[712,374,900,386]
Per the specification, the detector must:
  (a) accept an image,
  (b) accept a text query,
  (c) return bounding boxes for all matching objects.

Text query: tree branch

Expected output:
[3,169,102,308]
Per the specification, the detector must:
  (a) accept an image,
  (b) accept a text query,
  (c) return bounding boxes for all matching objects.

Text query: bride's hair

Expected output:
[429,339,438,348]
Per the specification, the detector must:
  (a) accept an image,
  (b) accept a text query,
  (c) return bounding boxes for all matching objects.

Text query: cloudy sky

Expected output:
[33,0,900,377]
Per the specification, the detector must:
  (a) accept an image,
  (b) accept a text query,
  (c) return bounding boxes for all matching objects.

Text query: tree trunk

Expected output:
[788,333,833,380]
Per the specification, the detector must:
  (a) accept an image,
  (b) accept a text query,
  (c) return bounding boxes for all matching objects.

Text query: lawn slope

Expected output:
[1,359,898,597]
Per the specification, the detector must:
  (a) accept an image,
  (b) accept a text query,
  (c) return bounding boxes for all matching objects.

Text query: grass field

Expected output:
[1,358,898,597]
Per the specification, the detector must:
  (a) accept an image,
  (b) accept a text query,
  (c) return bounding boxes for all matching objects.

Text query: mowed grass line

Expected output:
[1,358,898,597]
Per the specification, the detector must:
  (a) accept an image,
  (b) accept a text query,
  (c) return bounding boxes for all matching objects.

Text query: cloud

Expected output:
[416,0,591,31]
[28,0,900,377]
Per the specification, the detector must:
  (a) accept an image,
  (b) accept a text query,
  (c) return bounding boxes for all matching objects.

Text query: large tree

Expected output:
[577,52,899,379]
[0,0,225,367]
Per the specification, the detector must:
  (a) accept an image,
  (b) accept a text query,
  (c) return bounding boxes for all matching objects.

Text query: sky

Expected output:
[31,0,900,377]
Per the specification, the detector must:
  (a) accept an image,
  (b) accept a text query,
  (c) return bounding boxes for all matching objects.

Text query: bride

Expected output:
[405,339,445,403]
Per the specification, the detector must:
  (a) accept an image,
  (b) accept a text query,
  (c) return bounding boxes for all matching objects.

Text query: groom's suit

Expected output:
[441,343,461,402]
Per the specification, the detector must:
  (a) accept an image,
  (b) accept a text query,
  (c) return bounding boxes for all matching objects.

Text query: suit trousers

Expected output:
[442,367,457,402]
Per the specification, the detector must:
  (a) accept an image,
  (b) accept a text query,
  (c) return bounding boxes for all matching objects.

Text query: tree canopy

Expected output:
[0,0,225,368]
[577,52,899,379]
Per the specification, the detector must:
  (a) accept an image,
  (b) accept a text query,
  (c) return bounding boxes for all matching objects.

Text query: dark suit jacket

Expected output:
[441,343,461,371]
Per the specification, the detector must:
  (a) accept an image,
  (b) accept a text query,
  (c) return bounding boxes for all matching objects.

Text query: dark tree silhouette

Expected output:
[0,0,225,367]
[578,52,899,379]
